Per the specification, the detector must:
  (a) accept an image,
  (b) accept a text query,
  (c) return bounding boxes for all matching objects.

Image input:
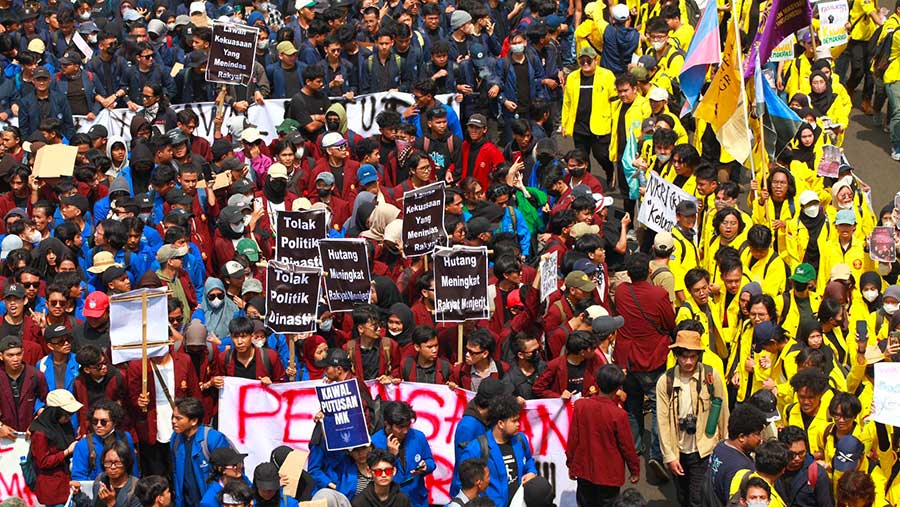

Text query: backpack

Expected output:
[683,0,702,26]
[664,364,715,400]
[475,432,526,461]
[873,28,897,79]
[725,470,752,507]
[649,265,672,285]
[346,337,393,376]
[173,429,213,464]
[401,355,450,382]
[20,450,37,491]
[224,347,273,378]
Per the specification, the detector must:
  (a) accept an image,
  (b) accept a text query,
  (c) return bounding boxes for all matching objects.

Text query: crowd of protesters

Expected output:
[0,0,900,506]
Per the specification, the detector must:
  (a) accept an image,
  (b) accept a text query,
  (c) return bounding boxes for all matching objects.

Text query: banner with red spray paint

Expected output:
[217,378,578,506]
[0,436,39,506]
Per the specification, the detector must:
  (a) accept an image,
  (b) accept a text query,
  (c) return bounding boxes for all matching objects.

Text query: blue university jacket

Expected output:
[372,428,435,507]
[71,431,140,480]
[451,431,537,507]
[171,425,233,507]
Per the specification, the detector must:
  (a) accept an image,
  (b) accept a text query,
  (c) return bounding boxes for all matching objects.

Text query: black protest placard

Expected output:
[265,261,321,334]
[318,239,372,312]
[207,22,259,86]
[275,210,326,269]
[402,182,447,257]
[433,246,490,323]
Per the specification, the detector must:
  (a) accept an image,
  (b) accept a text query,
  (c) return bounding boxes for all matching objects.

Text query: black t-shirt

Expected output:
[709,441,755,504]
[566,361,586,394]
[7,372,23,406]
[234,354,257,380]
[415,362,436,384]
[499,441,519,504]
[288,90,331,141]
[37,97,51,123]
[602,217,625,272]
[574,73,594,136]
[359,345,380,380]
[283,66,301,97]
[0,319,23,340]
[616,101,632,154]
[512,60,530,113]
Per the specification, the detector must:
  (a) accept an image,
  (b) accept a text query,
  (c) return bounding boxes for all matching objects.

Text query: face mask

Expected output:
[87,34,98,44]
[509,43,525,54]
[885,303,899,315]
[651,41,665,51]
[838,202,852,210]
[242,215,252,227]
[295,146,305,159]
[138,212,151,223]
[167,23,176,31]
[863,289,879,302]
[803,205,819,218]
[259,39,269,49]
[319,318,333,332]
[29,231,41,244]
[252,338,265,348]
[317,187,332,198]
[793,281,809,292]
[569,168,586,178]
[656,153,671,163]
[747,502,768,507]
[79,11,91,20]
[527,352,541,365]
[387,329,402,337]
[326,120,341,132]
[209,297,224,309]
[548,188,561,198]
[110,214,123,222]
[230,223,245,234]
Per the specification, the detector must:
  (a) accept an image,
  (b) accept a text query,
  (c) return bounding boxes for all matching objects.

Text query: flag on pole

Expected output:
[743,0,813,78]
[754,53,804,160]
[679,0,720,116]
[695,20,752,164]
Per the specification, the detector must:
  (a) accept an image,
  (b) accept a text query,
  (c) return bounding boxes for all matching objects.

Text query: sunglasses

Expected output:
[371,467,394,477]
[22,282,39,289]
[208,293,225,301]
[48,299,67,307]
[92,417,110,426]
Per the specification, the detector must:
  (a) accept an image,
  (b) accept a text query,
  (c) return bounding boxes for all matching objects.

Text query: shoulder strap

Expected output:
[402,356,414,380]
[665,367,675,398]
[260,348,273,378]
[347,339,356,369]
[650,266,672,283]
[779,292,791,326]
[87,433,96,475]
[627,284,669,337]
[440,359,451,382]
[478,434,489,461]
[201,431,210,462]
[381,337,392,371]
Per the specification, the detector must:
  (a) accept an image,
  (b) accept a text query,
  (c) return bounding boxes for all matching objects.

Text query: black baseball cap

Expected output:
[253,463,280,491]
[44,324,72,341]
[474,377,513,405]
[325,348,351,369]
[209,447,248,467]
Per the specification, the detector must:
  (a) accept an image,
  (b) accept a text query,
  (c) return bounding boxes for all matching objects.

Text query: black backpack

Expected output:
[872,28,897,79]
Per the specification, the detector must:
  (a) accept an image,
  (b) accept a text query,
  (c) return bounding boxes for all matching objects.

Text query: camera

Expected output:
[679,414,697,435]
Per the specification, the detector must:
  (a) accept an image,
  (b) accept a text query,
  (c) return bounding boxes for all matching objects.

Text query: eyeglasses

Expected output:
[465,348,485,356]
[208,293,225,300]
[103,461,124,468]
[142,94,155,100]
[87,361,107,371]
[371,467,395,477]
[50,337,72,345]
[139,54,155,60]
[22,282,39,289]
[790,450,807,459]
[48,299,66,307]
[92,417,110,426]
[169,316,184,323]
[830,412,853,421]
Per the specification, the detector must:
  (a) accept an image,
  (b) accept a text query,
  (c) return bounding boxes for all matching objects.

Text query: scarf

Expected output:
[30,406,75,451]
[200,278,239,339]
[809,71,836,117]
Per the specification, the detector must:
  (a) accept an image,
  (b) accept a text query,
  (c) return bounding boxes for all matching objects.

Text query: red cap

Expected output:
[83,291,110,318]
[506,289,523,309]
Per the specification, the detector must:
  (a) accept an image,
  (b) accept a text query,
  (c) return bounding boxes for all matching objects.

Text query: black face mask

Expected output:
[793,281,809,292]
[547,187,562,198]
[527,352,541,365]
[316,187,332,198]
[268,179,287,195]
[569,168,586,178]
[326,120,341,132]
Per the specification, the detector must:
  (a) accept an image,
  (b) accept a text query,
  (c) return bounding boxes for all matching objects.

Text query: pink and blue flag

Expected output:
[679,0,721,116]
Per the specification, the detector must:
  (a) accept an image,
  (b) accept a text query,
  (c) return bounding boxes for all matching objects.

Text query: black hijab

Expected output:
[809,71,836,117]
[30,405,76,451]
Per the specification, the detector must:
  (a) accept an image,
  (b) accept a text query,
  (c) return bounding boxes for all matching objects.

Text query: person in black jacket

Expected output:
[350,448,412,507]
[18,67,76,140]
[502,331,547,401]
[774,426,833,507]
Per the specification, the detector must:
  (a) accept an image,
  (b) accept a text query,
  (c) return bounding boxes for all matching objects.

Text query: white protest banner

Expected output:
[769,35,796,62]
[540,251,558,302]
[637,171,698,233]
[872,362,900,426]
[109,288,170,365]
[76,93,458,143]
[218,378,577,507]
[0,436,39,506]
[818,0,849,48]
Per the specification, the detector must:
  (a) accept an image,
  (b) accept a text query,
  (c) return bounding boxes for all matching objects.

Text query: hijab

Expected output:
[302,335,327,379]
[360,203,401,241]
[30,405,76,451]
[32,237,67,280]
[809,71,836,117]
[861,271,883,312]
[387,303,415,347]
[201,277,239,338]
[373,276,403,316]
[346,193,377,237]
[793,123,819,166]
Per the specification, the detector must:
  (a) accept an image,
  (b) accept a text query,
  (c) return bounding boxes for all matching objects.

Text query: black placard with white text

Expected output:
[275,209,326,269]
[318,239,372,312]
[265,261,321,333]
[207,22,259,85]
[433,246,490,323]
[402,181,447,257]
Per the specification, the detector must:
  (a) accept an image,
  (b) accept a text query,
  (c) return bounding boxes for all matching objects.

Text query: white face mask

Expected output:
[259,39,269,49]
[242,215,252,227]
[167,23,176,31]
[319,318,333,332]
[209,297,224,309]
[28,231,41,244]
[387,329,402,337]
[747,502,768,507]
[230,223,245,234]
[803,205,819,218]
[863,289,879,302]
[651,41,665,51]
[656,153,670,163]
[884,303,899,315]
[138,212,151,223]
[88,34,98,44]
[252,338,265,348]
[838,202,852,210]
[79,11,91,20]
[509,43,525,54]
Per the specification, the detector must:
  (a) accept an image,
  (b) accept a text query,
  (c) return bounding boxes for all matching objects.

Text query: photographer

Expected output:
[655,325,728,507]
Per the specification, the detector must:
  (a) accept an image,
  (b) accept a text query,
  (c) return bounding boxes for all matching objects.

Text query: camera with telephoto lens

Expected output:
[679,414,697,435]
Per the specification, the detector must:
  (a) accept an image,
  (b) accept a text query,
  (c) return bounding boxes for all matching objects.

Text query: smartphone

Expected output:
[102,475,111,488]
[613,208,626,221]
[890,331,900,348]
[856,320,868,343]
[253,197,263,210]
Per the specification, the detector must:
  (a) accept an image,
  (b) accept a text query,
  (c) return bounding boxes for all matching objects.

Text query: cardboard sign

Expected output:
[278,449,310,499]
[109,288,170,364]
[318,239,372,312]
[275,210,327,269]
[870,226,897,263]
[818,0,850,48]
[265,261,321,334]
[769,35,796,62]
[540,251,558,302]
[316,379,371,451]
[433,246,490,323]
[816,145,842,178]
[207,22,260,85]
[33,144,77,178]
[402,181,447,257]
[637,171,698,233]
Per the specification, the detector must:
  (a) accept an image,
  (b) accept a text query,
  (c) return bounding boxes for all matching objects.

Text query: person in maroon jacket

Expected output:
[178,319,221,424]
[0,335,48,437]
[399,326,452,384]
[219,317,285,384]
[533,331,600,399]
[567,364,640,507]
[308,172,352,233]
[448,329,509,391]
[310,133,361,200]
[613,252,676,478]
[543,270,596,337]
[456,114,504,189]
[344,305,401,384]
[564,149,605,195]
[128,348,201,478]
[72,344,128,436]
[29,389,83,507]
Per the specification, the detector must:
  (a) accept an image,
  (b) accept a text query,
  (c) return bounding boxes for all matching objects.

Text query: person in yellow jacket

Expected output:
[727,292,775,404]
[829,434,888,505]
[775,264,823,339]
[843,0,884,115]
[705,208,749,275]
[818,393,877,470]
[820,210,877,286]
[786,191,834,290]
[728,442,790,507]
[749,169,800,257]
[659,144,699,197]
[741,225,791,299]
[789,124,827,200]
[884,21,900,159]
[808,71,852,146]
[783,368,834,455]
[676,268,729,365]
[670,200,700,302]
[645,16,685,78]
[710,253,752,346]
[694,165,719,255]
[647,86,689,142]
[749,321,793,399]
[870,285,900,339]
[574,1,605,52]
[610,73,652,211]
[816,297,855,368]
[662,4,694,52]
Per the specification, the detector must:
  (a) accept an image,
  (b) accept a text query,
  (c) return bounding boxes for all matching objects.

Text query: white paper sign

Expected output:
[872,362,900,426]
[819,0,850,48]
[540,251,558,302]
[109,288,170,365]
[769,35,796,62]
[637,171,698,233]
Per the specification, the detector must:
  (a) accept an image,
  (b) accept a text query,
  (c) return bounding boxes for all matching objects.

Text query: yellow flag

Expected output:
[694,20,751,165]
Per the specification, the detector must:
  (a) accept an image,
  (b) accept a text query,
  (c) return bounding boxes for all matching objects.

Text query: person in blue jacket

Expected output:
[200,447,253,507]
[36,324,81,431]
[171,397,235,507]
[371,402,435,507]
[451,395,538,507]
[71,400,139,481]
[252,462,300,507]
[452,377,509,463]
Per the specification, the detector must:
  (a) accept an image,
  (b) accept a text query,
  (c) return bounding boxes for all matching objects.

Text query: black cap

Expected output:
[0,335,22,352]
[3,283,25,299]
[474,377,513,404]
[134,193,154,209]
[253,463,281,491]
[220,156,244,172]
[166,128,189,146]
[230,179,254,195]
[466,217,496,237]
[185,50,208,68]
[471,201,504,224]
[20,7,40,20]
[219,206,244,225]
[324,348,351,369]
[101,265,128,285]
[33,66,51,80]
[61,194,90,214]
[87,125,108,140]
[209,447,248,467]
[44,324,72,341]
[212,139,238,161]
[675,199,698,217]
[164,188,194,206]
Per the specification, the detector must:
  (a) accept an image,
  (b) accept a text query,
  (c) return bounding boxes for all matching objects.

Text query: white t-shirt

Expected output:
[154,360,175,444]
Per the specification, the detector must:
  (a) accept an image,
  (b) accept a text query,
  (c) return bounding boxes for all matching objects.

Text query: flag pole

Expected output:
[731,2,757,200]
[753,49,770,192]
[141,291,148,413]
